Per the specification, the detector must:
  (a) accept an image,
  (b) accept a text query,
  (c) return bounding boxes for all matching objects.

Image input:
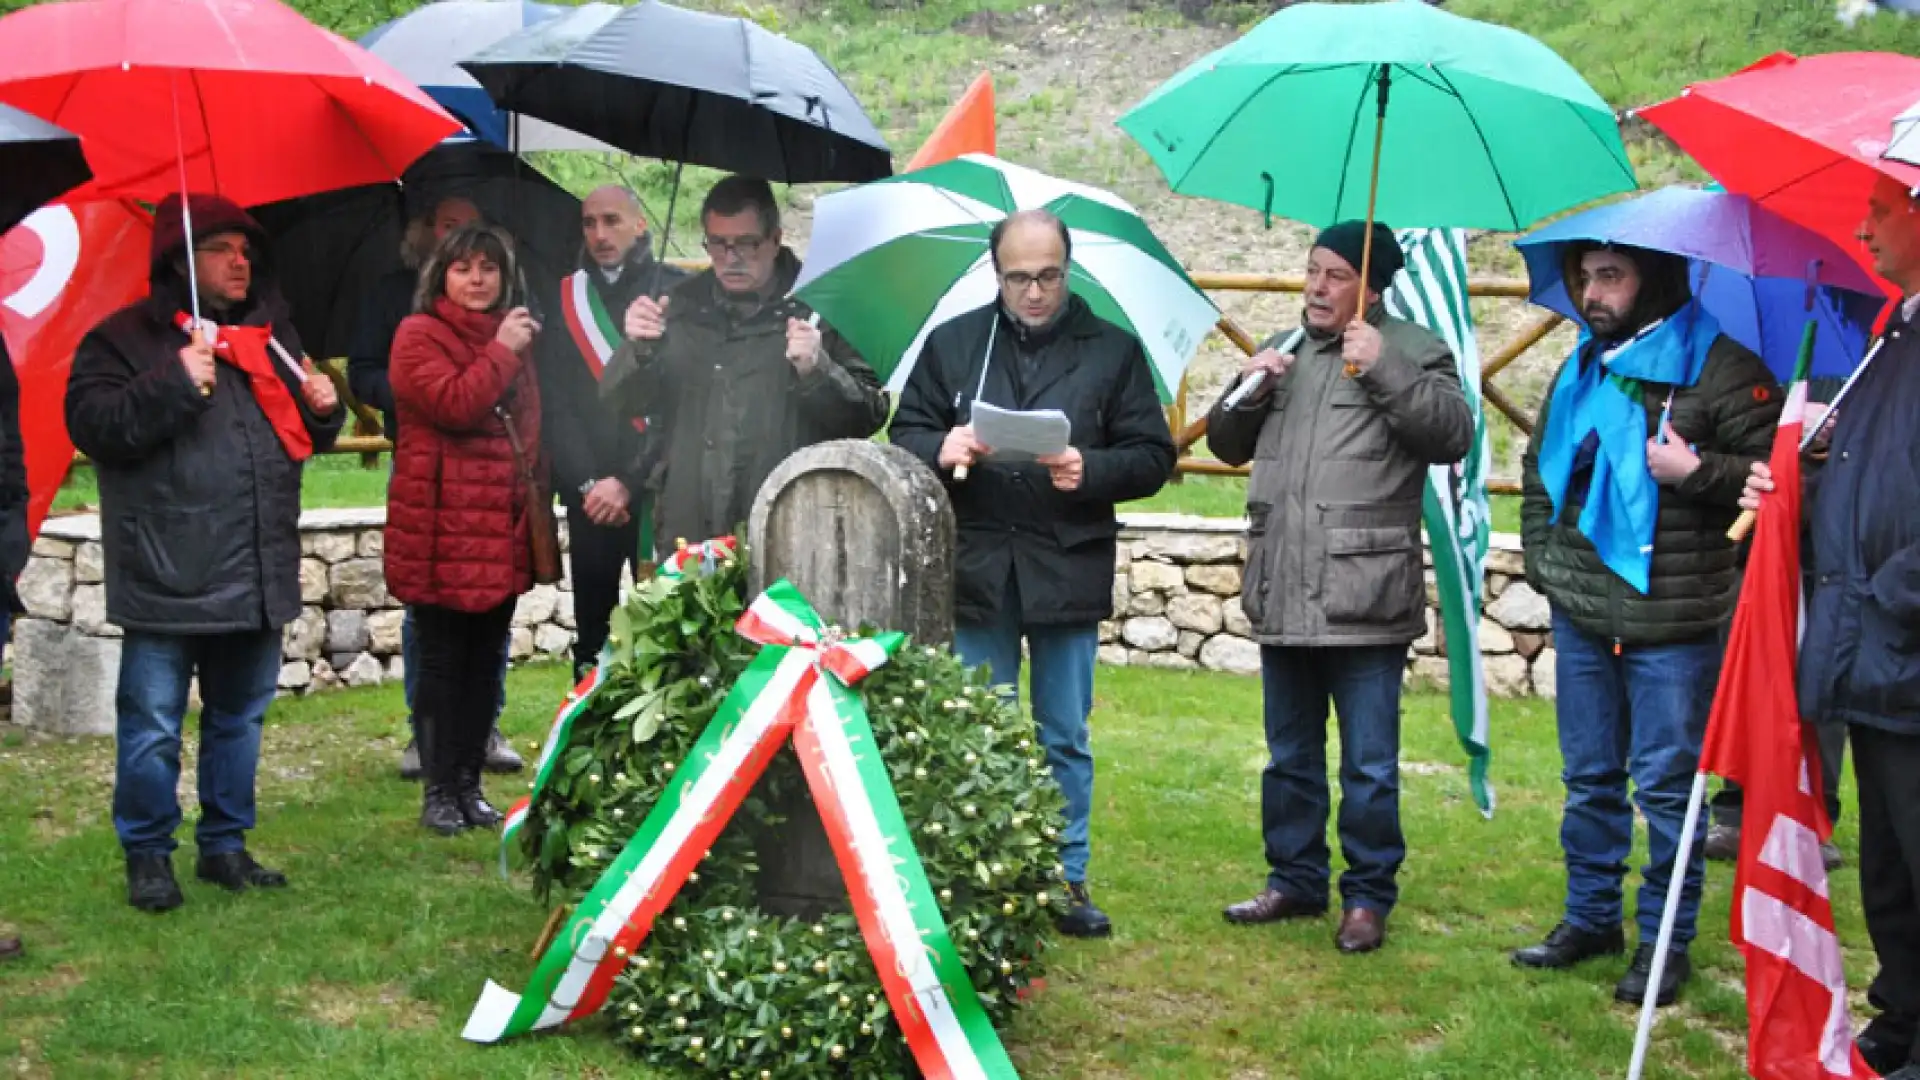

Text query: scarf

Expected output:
[1536,300,1721,594]
[174,313,312,462]
[432,295,507,347]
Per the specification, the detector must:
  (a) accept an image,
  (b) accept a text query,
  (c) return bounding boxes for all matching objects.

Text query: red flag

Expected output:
[0,201,154,537]
[1700,370,1879,1080]
[905,72,995,171]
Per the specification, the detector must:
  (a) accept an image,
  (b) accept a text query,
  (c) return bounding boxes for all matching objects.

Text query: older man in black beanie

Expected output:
[1207,220,1472,954]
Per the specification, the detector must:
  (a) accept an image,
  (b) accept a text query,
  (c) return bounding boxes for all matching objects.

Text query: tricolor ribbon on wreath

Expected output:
[498,537,739,857]
[466,572,1022,1080]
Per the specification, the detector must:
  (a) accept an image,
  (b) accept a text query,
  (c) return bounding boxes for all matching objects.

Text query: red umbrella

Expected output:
[1636,51,1920,298]
[0,0,459,208]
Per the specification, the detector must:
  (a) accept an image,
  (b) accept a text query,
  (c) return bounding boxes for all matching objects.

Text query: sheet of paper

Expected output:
[971,400,1071,460]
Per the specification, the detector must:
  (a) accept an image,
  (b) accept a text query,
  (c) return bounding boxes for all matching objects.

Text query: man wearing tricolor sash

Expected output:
[535,186,686,680]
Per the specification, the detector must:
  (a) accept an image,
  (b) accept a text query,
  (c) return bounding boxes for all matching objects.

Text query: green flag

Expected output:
[1384,228,1495,816]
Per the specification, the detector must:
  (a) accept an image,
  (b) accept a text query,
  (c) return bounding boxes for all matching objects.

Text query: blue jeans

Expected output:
[1551,608,1719,948]
[402,605,508,733]
[1260,644,1408,915]
[113,629,283,857]
[954,576,1099,884]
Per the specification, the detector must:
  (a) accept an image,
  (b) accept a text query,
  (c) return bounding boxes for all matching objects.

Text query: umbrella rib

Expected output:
[191,68,220,195]
[1172,63,1305,195]
[1330,64,1378,223]
[315,75,415,187]
[1431,66,1521,230]
[1559,98,1638,193]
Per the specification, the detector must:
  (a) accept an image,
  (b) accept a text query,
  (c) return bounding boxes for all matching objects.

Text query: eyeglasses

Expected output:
[703,235,768,260]
[1001,267,1066,292]
[194,240,252,262]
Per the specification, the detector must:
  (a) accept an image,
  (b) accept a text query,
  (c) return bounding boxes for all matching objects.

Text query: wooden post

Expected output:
[745,440,957,919]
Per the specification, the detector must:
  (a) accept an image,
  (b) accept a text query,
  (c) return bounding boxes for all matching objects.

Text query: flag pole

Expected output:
[1625,771,1710,1080]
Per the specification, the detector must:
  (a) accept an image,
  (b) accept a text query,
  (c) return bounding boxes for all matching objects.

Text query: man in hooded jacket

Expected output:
[1515,241,1777,1007]
[66,193,343,913]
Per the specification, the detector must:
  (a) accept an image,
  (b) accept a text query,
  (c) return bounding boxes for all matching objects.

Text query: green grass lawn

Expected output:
[0,665,1874,1078]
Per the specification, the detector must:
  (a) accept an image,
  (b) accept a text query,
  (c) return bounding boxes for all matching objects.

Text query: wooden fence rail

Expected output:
[67,269,1565,504]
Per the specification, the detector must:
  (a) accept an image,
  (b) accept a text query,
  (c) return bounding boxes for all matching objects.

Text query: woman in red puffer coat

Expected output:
[385,223,544,836]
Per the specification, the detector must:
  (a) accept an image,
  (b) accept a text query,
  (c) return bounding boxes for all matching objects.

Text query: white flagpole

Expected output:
[1625,769,1710,1079]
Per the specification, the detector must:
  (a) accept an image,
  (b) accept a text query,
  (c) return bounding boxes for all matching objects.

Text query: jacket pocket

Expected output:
[1240,503,1273,626]
[1321,524,1421,625]
[1326,385,1390,461]
[120,504,221,599]
[1851,597,1920,717]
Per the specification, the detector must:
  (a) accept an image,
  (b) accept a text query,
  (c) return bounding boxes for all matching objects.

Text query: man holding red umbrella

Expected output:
[1744,176,1920,1080]
[66,194,342,913]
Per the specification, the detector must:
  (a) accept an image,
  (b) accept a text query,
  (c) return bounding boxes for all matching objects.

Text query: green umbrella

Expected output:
[1118,0,1635,243]
[792,153,1218,401]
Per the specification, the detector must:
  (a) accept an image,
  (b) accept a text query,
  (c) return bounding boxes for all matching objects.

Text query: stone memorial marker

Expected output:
[745,439,956,918]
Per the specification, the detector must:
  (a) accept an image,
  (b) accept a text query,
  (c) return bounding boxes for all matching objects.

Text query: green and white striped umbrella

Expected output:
[792,153,1218,401]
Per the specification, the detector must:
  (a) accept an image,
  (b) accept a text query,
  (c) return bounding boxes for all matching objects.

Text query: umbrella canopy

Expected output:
[791,153,1218,401]
[0,104,90,237]
[1636,51,1920,294]
[1887,96,1920,168]
[359,0,609,152]
[1116,0,1635,231]
[251,142,583,361]
[1515,186,1883,380]
[461,0,891,183]
[0,0,459,207]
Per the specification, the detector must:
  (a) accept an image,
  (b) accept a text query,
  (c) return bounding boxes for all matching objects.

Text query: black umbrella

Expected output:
[459,0,892,185]
[0,102,90,236]
[253,141,582,360]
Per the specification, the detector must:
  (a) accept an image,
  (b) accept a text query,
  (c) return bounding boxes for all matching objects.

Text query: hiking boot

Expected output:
[1056,882,1112,939]
[457,769,503,830]
[1703,823,1740,862]
[126,854,183,913]
[1822,841,1844,871]
[398,738,423,781]
[196,851,288,892]
[1615,943,1690,1007]
[420,785,466,836]
[483,728,524,774]
[1513,921,1626,969]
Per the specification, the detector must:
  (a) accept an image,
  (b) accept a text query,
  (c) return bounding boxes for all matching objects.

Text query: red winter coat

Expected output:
[384,297,543,613]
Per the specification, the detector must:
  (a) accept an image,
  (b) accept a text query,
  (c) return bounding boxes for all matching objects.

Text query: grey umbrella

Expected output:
[0,103,90,236]
[458,0,891,184]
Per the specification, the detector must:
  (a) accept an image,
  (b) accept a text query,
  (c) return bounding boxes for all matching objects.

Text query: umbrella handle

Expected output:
[1346,66,1391,379]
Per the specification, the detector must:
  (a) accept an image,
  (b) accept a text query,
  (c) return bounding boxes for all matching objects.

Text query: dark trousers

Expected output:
[1853,723,1920,1065]
[565,502,641,676]
[1258,643,1408,916]
[1710,720,1847,828]
[412,600,516,789]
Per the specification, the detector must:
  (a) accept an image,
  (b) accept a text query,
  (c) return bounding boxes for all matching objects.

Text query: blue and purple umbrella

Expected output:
[1515,185,1883,380]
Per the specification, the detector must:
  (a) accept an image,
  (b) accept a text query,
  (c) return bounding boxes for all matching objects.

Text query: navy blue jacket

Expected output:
[1800,304,1920,735]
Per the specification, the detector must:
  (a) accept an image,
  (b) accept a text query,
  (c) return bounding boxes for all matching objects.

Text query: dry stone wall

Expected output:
[6,510,1555,737]
[1105,515,1555,698]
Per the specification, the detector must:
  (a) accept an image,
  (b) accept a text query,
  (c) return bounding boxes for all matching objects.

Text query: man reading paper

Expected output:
[890,208,1175,940]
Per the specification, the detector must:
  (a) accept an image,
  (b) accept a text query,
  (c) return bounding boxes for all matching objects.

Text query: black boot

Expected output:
[420,784,466,836]
[1056,882,1113,939]
[457,767,503,830]
[1512,921,1625,969]
[126,854,183,913]
[1614,943,1690,1007]
[196,850,288,891]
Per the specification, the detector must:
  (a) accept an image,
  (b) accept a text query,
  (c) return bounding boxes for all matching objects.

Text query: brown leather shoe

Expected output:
[1335,908,1387,953]
[0,935,22,961]
[1223,888,1328,925]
